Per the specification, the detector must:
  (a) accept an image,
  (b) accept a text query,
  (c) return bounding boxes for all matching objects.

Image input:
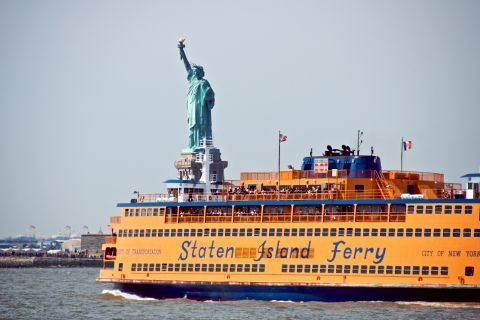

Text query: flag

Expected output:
[279,133,287,142]
[403,140,413,151]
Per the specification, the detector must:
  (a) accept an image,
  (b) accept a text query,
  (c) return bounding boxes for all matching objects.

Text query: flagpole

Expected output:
[400,137,404,172]
[278,130,281,198]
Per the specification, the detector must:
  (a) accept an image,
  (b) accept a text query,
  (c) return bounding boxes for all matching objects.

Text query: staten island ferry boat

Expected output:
[97,139,480,301]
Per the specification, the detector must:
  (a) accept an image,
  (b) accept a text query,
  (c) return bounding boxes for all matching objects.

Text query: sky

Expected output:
[0,0,479,238]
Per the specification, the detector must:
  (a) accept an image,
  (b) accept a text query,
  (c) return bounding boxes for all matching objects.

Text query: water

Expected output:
[0,268,479,320]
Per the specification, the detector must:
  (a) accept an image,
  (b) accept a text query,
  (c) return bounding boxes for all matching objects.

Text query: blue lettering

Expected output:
[327,240,345,262]
[373,247,386,264]
[178,240,191,261]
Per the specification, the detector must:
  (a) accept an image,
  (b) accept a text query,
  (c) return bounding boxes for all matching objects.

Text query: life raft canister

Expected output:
[139,195,145,203]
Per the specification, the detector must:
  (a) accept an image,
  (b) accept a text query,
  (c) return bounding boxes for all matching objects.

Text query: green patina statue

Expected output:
[178,38,215,151]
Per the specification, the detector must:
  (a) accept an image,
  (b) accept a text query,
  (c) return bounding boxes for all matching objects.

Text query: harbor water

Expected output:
[0,268,479,320]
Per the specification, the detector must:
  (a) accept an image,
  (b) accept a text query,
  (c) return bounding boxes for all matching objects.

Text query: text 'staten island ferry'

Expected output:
[97,39,480,302]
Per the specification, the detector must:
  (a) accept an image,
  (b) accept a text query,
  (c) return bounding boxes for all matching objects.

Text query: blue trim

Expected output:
[116,282,480,302]
[461,173,480,178]
[117,198,480,208]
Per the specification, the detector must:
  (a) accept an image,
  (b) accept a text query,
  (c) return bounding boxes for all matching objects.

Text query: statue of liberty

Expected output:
[178,38,215,151]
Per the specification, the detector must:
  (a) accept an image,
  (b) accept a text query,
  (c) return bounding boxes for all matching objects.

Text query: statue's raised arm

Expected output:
[178,37,191,72]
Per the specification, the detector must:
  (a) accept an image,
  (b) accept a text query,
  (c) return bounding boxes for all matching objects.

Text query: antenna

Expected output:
[357,130,364,156]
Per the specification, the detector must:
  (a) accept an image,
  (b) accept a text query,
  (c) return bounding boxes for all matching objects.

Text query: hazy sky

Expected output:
[1,0,479,238]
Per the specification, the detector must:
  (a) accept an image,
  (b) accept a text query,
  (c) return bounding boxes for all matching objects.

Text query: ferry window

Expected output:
[338,228,345,237]
[149,264,154,272]
[124,209,129,217]
[336,265,343,273]
[415,228,422,237]
[229,264,235,272]
[388,228,395,237]
[204,228,210,237]
[435,205,442,214]
[170,229,176,237]
[254,228,260,236]
[162,263,167,272]
[159,208,165,215]
[182,264,187,272]
[406,228,413,237]
[454,206,462,214]
[145,229,150,237]
[395,266,402,275]
[328,265,334,274]
[128,230,133,237]
[371,228,378,237]
[377,265,384,274]
[201,264,207,272]
[231,228,237,237]
[354,184,365,192]
[194,264,200,272]
[445,205,452,214]
[276,228,282,237]
[465,206,473,214]
[158,229,163,237]
[386,266,393,275]
[369,265,376,274]
[292,228,298,236]
[139,229,145,237]
[330,228,337,237]
[134,229,139,237]
[299,228,306,237]
[282,265,287,273]
[465,267,474,277]
[352,265,359,274]
[156,264,161,272]
[143,264,148,272]
[147,208,152,216]
[141,208,146,216]
[304,265,311,273]
[319,265,326,273]
[443,229,450,237]
[118,229,122,237]
[245,264,251,272]
[166,264,173,272]
[360,265,367,274]
[284,229,290,237]
[433,228,441,237]
[424,229,431,237]
[123,230,128,237]
[261,228,267,236]
[307,228,313,236]
[416,206,424,214]
[177,229,183,237]
[312,265,318,273]
[347,228,353,237]
[315,228,321,236]
[137,264,142,272]
[237,264,244,273]
[218,229,224,237]
[259,264,265,272]
[322,228,329,236]
[403,266,411,275]
[211,229,217,237]
[268,228,275,236]
[131,263,136,272]
[153,208,158,216]
[238,229,245,237]
[116,263,123,272]
[208,264,214,272]
[441,267,448,275]
[380,228,387,237]
[391,204,406,213]
[135,208,139,216]
[247,229,253,236]
[407,206,414,214]
[225,229,231,237]
[363,228,370,237]
[453,229,461,237]
[252,264,258,272]
[412,266,420,275]
[164,229,170,237]
[222,264,228,272]
[151,229,157,237]
[425,206,433,214]
[473,229,480,237]
[297,265,303,273]
[463,229,471,237]
[431,266,438,275]
[197,229,203,237]
[422,266,429,275]
[344,265,351,274]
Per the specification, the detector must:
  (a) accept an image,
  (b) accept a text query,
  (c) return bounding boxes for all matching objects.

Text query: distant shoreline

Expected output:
[0,256,102,268]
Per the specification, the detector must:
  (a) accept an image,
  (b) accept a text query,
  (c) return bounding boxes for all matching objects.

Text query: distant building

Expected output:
[81,234,109,258]
[61,238,81,253]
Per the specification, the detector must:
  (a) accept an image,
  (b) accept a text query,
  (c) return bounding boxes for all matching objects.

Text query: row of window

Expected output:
[118,227,480,238]
[408,205,473,215]
[124,262,266,273]
[281,264,450,276]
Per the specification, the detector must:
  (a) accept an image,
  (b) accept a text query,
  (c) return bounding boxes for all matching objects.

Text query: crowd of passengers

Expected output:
[227,185,335,195]
[178,207,261,217]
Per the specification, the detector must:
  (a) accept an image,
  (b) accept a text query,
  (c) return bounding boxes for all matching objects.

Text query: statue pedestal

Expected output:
[174,149,228,182]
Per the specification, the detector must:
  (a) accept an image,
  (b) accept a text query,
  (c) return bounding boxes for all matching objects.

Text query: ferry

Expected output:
[97,137,480,301]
